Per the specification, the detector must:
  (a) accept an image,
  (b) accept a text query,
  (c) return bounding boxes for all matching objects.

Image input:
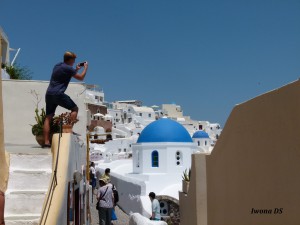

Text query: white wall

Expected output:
[193,138,211,147]
[97,168,149,216]
[129,106,155,122]
[104,138,133,154]
[1,69,10,79]
[2,80,87,145]
[133,143,197,174]
[108,109,123,125]
[85,89,104,105]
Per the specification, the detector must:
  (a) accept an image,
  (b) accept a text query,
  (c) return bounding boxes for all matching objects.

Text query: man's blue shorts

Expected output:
[45,93,77,116]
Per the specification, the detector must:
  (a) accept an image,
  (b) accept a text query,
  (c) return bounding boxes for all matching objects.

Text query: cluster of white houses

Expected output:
[85,86,222,219]
[86,86,221,161]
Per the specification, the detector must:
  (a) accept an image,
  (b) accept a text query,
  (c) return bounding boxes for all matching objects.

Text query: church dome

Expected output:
[137,118,193,143]
[192,130,209,139]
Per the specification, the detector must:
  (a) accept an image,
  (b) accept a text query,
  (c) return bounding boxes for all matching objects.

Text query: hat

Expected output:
[99,178,108,184]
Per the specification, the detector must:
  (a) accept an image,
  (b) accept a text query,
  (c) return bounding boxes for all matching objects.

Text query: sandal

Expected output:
[42,144,51,148]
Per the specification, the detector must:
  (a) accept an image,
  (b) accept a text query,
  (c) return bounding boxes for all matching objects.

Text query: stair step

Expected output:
[5,213,40,220]
[9,153,52,171]
[5,214,40,225]
[5,191,47,215]
[7,190,47,195]
[7,169,51,191]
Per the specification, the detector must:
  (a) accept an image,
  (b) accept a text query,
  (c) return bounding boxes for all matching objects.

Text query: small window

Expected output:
[139,113,142,117]
[205,141,207,146]
[152,151,159,167]
[148,114,152,118]
[198,141,200,146]
[124,149,127,152]
[97,110,100,113]
[176,151,182,166]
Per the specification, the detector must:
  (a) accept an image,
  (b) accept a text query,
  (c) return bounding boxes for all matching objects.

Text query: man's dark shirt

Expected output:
[46,62,76,95]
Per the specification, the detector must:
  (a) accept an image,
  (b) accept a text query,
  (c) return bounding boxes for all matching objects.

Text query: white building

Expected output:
[85,84,105,106]
[132,118,197,174]
[108,108,123,126]
[161,104,183,119]
[127,106,155,126]
[192,130,212,153]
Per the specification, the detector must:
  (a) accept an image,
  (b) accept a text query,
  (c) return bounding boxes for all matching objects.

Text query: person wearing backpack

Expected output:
[97,178,114,225]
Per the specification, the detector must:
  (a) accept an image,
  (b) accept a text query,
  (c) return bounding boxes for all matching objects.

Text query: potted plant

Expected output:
[182,168,191,194]
[31,108,60,146]
[53,112,78,133]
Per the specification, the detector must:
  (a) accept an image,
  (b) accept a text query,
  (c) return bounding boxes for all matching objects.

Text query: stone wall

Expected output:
[157,196,180,225]
[180,80,300,225]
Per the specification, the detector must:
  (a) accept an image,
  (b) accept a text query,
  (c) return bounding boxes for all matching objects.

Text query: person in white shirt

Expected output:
[97,178,114,225]
[149,192,161,221]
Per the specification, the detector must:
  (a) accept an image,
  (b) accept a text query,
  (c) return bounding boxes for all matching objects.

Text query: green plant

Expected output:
[182,168,191,182]
[3,63,32,80]
[166,218,173,225]
[31,108,60,136]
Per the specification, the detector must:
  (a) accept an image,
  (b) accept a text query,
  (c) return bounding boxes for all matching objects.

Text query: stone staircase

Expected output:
[4,147,52,225]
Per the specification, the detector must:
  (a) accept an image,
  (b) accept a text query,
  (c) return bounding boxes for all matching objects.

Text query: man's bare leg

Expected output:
[70,107,79,127]
[43,115,54,145]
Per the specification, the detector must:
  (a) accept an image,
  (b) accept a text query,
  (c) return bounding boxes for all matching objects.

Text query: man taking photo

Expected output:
[43,51,88,148]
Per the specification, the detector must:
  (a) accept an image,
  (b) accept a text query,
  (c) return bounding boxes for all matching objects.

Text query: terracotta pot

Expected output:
[182,180,190,194]
[35,134,53,147]
[35,135,44,146]
[62,124,73,133]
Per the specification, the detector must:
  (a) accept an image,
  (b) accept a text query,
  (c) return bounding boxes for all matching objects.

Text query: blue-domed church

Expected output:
[132,118,197,174]
[192,130,211,152]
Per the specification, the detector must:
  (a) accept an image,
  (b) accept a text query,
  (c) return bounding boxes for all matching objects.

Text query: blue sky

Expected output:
[1,0,300,125]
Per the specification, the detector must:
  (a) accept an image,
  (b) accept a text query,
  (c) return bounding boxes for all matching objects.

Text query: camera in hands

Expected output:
[78,61,87,67]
